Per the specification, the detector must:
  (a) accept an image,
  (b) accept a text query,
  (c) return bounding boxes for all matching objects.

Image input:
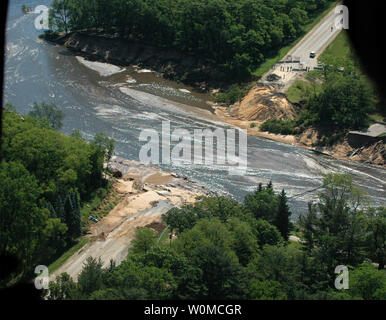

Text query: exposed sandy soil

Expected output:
[215,105,298,146]
[212,85,385,167]
[227,85,298,122]
[324,140,386,167]
[50,158,213,282]
[213,85,300,146]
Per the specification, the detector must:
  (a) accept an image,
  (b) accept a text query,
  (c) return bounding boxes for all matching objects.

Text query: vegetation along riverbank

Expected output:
[41,0,385,166]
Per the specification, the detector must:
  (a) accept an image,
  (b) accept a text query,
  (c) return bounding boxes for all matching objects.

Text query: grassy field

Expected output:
[253,1,340,78]
[319,30,352,60]
[48,237,90,274]
[286,80,322,104]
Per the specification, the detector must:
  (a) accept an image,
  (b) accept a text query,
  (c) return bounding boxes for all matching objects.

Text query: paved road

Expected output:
[262,5,343,88]
[289,7,342,68]
[350,124,386,137]
[49,200,175,282]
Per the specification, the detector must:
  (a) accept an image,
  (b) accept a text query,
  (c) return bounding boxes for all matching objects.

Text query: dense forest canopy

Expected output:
[1,108,385,299]
[49,178,386,300]
[0,108,113,282]
[49,0,336,78]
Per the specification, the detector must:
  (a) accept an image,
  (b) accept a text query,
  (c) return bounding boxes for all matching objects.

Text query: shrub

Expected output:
[216,84,247,105]
[260,119,298,135]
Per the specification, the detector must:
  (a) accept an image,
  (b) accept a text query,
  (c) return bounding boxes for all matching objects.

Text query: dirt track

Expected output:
[50,157,213,282]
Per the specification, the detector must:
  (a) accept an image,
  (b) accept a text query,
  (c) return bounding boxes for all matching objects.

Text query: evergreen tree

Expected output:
[274,190,292,241]
[64,191,81,240]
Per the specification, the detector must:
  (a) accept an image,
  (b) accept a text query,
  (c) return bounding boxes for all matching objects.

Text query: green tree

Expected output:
[63,190,81,240]
[226,218,259,266]
[193,244,246,299]
[48,273,77,300]
[307,74,375,130]
[70,129,83,140]
[274,190,292,241]
[77,257,104,296]
[248,279,287,300]
[92,131,115,162]
[252,219,283,248]
[247,245,305,299]
[299,174,369,275]
[131,228,157,254]
[349,263,386,300]
[365,207,386,270]
[49,0,72,34]
[244,183,278,222]
[28,102,65,130]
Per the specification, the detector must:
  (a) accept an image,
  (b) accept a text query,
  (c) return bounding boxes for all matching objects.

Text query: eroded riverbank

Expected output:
[46,32,385,168]
[5,3,385,216]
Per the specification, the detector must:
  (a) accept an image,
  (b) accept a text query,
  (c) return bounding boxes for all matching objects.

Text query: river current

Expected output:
[4,0,385,218]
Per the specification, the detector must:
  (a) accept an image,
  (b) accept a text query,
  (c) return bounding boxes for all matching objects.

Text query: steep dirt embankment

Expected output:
[227,85,298,121]
[296,128,385,167]
[214,85,299,145]
[214,85,385,166]
[56,32,225,91]
[325,140,385,167]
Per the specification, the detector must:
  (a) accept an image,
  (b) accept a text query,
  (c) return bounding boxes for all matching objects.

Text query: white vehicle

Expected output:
[309,51,316,58]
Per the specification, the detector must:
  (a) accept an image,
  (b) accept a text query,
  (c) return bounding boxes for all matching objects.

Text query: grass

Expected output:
[253,1,340,78]
[48,237,90,274]
[253,44,296,78]
[369,113,385,123]
[286,28,349,104]
[319,30,352,60]
[286,80,322,104]
[80,184,121,225]
[378,132,386,138]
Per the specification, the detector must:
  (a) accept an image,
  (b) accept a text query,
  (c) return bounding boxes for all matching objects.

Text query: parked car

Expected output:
[309,51,316,58]
[89,215,99,222]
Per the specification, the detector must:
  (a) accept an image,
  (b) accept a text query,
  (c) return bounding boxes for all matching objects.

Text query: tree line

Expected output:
[48,0,336,79]
[0,105,114,284]
[48,175,385,300]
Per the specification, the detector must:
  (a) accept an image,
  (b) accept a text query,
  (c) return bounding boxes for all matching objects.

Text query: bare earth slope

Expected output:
[50,157,213,282]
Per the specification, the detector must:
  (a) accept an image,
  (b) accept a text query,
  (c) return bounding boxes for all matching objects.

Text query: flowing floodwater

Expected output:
[4,0,385,218]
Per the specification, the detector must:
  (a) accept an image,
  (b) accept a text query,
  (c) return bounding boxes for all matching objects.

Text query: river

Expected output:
[4,0,385,219]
